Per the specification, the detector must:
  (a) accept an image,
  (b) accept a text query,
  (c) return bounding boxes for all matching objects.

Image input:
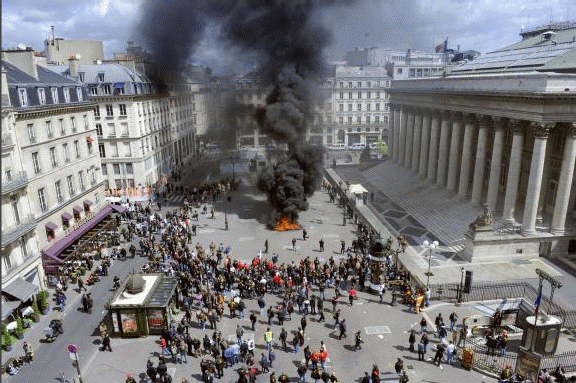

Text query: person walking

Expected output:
[421,332,429,353]
[250,312,257,331]
[102,331,113,352]
[348,287,356,306]
[449,311,458,331]
[301,316,308,334]
[417,341,426,361]
[280,328,288,351]
[434,343,446,367]
[264,328,274,351]
[78,277,87,292]
[297,364,307,382]
[292,237,297,250]
[268,348,276,368]
[303,228,308,241]
[260,353,270,373]
[408,329,416,352]
[420,316,427,335]
[340,240,345,254]
[394,358,404,374]
[435,313,444,338]
[338,319,347,339]
[446,341,456,365]
[264,239,269,254]
[319,238,324,252]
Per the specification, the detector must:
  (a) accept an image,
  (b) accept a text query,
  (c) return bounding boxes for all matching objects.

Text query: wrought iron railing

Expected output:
[2,133,13,149]
[2,171,28,194]
[1,214,36,247]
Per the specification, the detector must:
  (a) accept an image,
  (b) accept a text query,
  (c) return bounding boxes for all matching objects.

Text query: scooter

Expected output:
[44,319,63,341]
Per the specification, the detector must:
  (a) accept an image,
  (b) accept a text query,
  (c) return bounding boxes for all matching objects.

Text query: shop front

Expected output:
[106,273,178,338]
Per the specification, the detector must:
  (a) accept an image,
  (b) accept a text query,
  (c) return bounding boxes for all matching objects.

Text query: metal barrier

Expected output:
[464,337,517,375]
[540,350,576,372]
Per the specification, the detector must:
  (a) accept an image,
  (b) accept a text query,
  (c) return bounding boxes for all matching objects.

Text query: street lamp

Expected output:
[423,240,439,287]
[458,267,466,303]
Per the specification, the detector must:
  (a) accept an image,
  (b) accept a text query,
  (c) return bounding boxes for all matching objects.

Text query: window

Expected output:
[357,81,361,87]
[326,116,332,124]
[357,103,362,111]
[348,82,352,88]
[357,116,361,124]
[375,116,380,123]
[90,168,96,185]
[101,164,108,175]
[348,104,353,111]
[348,92,352,99]
[106,104,113,116]
[386,81,390,87]
[32,152,41,173]
[377,91,380,99]
[121,123,129,137]
[103,85,111,95]
[339,92,343,99]
[62,143,70,162]
[339,116,344,125]
[358,91,362,99]
[55,181,63,203]
[367,81,371,87]
[94,105,100,117]
[20,237,29,259]
[11,197,20,225]
[124,142,132,157]
[83,115,89,130]
[119,104,127,116]
[78,171,85,191]
[51,87,59,103]
[385,103,390,111]
[76,87,83,101]
[367,91,371,99]
[18,88,28,106]
[90,86,98,95]
[108,123,116,137]
[113,163,121,175]
[63,87,70,102]
[96,123,103,136]
[110,142,118,157]
[125,163,133,174]
[67,175,75,196]
[74,140,80,158]
[46,120,53,138]
[38,188,48,212]
[98,72,105,82]
[376,103,380,111]
[339,104,344,112]
[87,141,93,154]
[367,104,371,111]
[384,115,388,123]
[27,124,36,143]
[339,82,343,88]
[348,116,353,124]
[70,116,76,132]
[3,252,13,270]
[397,68,403,74]
[49,147,57,167]
[78,72,85,82]
[98,143,106,158]
[409,68,415,77]
[366,116,371,124]
[38,88,46,104]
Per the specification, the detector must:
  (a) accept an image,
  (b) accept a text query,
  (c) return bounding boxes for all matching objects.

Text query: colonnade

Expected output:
[388,105,576,236]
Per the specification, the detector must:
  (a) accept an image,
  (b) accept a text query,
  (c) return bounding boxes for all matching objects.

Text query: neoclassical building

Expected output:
[388,23,576,259]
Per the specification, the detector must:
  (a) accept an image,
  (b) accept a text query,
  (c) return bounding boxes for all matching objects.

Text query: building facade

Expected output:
[44,37,105,65]
[388,24,576,259]
[2,49,105,298]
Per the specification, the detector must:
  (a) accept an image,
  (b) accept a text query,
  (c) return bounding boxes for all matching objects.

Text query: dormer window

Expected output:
[89,86,98,95]
[97,72,105,82]
[38,88,46,105]
[103,85,111,95]
[78,72,85,82]
[18,88,28,106]
[63,87,70,103]
[76,87,83,102]
[51,87,59,103]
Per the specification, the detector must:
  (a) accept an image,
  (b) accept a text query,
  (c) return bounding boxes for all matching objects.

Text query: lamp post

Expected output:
[458,267,466,304]
[423,240,439,287]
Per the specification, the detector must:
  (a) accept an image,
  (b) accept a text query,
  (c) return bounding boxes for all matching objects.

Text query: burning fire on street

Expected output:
[274,216,302,231]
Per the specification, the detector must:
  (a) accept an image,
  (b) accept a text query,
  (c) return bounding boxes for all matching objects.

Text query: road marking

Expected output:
[239,237,255,242]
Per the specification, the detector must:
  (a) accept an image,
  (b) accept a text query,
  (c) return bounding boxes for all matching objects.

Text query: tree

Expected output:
[376,140,388,156]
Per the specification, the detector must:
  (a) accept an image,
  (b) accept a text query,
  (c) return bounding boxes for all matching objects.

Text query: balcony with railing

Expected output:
[2,133,14,151]
[1,214,36,247]
[2,171,28,194]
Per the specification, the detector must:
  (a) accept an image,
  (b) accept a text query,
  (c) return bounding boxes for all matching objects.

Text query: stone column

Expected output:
[419,111,431,177]
[502,120,525,222]
[471,116,491,204]
[447,113,463,191]
[389,104,395,161]
[411,111,422,171]
[522,123,552,236]
[427,112,441,182]
[436,111,452,186]
[551,123,576,234]
[393,106,401,163]
[486,118,506,212]
[458,114,476,198]
[399,107,408,166]
[404,109,415,168]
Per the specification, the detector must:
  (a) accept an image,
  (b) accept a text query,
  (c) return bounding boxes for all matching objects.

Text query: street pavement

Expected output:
[6,168,499,383]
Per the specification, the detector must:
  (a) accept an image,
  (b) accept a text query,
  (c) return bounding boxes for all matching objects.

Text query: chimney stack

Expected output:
[68,54,79,78]
[1,48,38,79]
[2,65,10,107]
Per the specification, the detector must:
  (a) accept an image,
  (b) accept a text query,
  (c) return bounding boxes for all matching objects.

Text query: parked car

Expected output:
[330,143,347,150]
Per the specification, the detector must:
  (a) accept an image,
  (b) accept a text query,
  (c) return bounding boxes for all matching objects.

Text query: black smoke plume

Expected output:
[136,0,355,222]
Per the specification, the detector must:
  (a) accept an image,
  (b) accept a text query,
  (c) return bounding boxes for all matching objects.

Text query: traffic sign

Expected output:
[68,344,77,353]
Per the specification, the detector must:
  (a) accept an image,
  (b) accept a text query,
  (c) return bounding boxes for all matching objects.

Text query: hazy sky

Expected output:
[2,0,574,73]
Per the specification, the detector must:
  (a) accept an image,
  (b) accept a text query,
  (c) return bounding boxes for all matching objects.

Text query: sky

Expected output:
[2,0,574,74]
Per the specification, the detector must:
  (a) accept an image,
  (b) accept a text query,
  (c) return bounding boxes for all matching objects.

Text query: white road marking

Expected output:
[238,237,255,241]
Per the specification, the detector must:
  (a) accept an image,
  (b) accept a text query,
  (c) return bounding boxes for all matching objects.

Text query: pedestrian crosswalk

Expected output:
[165,194,186,204]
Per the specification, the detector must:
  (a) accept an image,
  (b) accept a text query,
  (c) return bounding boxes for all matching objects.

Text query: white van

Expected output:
[349,143,366,151]
[330,143,347,150]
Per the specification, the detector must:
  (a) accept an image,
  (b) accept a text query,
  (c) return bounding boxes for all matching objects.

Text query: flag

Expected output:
[435,38,448,53]
[534,284,543,321]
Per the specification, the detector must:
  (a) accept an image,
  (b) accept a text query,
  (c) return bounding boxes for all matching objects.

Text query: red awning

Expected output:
[73,206,83,213]
[61,212,73,221]
[86,136,94,143]
[45,222,58,231]
[83,200,93,206]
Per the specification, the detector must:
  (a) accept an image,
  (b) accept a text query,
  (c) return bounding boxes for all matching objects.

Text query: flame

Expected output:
[274,216,302,231]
